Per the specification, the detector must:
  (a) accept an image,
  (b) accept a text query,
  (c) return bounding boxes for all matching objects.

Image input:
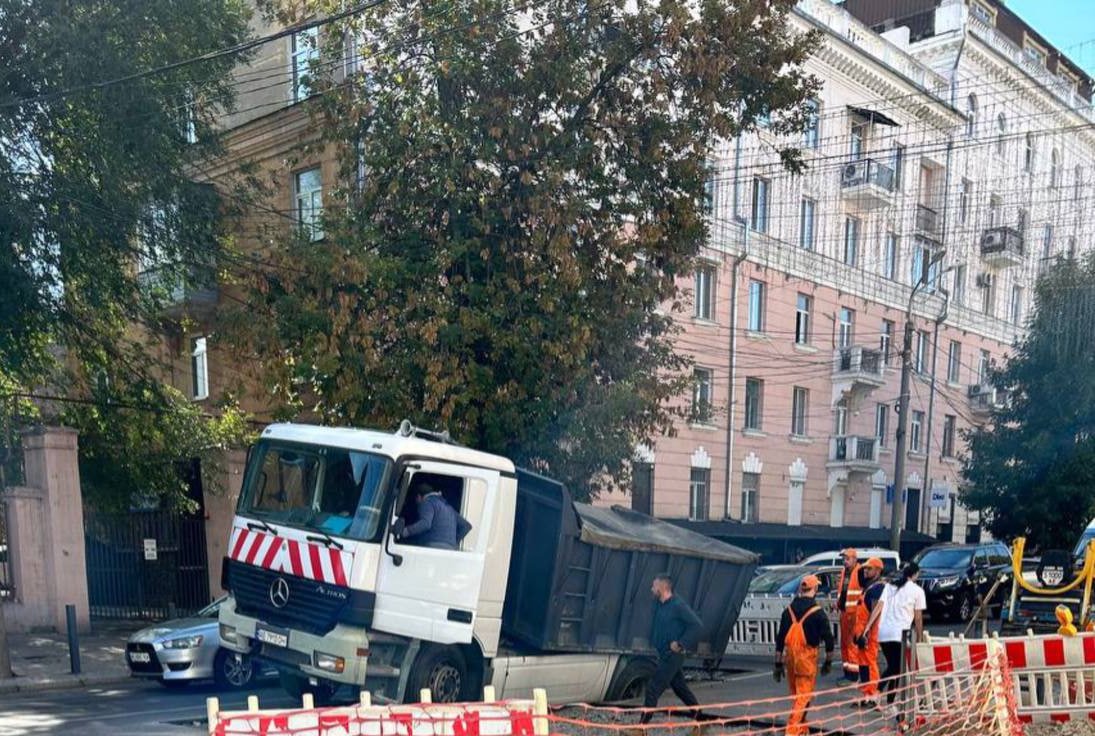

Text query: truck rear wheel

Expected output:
[606,657,657,702]
[406,646,469,703]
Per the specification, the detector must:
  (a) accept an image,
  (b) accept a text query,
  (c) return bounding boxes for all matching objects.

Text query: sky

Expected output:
[1005,1,1095,73]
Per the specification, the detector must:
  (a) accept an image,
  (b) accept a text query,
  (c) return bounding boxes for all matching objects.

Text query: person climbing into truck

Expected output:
[774,574,834,736]
[639,573,703,728]
[400,480,472,550]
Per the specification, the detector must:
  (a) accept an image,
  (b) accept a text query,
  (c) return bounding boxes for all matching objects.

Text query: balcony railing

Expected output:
[834,346,884,379]
[829,435,880,468]
[980,226,1025,268]
[915,204,942,241]
[841,158,896,192]
[968,384,1005,415]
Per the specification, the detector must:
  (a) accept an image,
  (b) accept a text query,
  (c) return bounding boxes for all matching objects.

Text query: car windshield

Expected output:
[749,568,806,594]
[1075,530,1095,557]
[916,548,973,569]
[238,440,394,542]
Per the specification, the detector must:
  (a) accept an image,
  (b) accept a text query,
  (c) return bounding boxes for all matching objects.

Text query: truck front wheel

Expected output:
[406,646,469,703]
[279,671,339,705]
[606,657,657,702]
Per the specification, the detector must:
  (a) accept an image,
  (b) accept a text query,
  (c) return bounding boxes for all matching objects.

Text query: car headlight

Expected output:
[936,576,960,589]
[163,635,204,649]
[219,623,238,644]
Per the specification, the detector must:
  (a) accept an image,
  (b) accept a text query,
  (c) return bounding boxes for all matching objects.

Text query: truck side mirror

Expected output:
[385,518,405,566]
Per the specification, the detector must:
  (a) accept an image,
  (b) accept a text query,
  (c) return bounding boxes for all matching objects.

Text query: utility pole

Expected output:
[889,316,915,552]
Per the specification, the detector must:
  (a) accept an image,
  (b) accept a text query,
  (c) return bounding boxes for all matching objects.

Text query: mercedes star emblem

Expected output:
[269,577,290,608]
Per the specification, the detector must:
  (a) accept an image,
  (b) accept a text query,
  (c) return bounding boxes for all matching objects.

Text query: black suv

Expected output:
[914,542,1011,621]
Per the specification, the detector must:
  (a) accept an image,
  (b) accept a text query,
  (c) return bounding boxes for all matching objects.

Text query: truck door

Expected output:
[373,462,496,644]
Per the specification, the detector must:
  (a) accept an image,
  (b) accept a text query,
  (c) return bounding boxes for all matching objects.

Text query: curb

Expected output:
[0,671,132,695]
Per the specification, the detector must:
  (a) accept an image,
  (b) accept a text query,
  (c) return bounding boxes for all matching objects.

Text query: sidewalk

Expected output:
[1,619,135,694]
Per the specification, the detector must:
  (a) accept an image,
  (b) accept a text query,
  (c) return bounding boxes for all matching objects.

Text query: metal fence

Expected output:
[84,509,210,619]
[0,497,12,601]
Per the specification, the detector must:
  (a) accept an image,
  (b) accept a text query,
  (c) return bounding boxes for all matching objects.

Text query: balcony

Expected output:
[980,226,1025,269]
[833,345,885,394]
[915,204,942,244]
[968,384,1004,417]
[841,158,895,212]
[138,266,219,318]
[828,435,880,474]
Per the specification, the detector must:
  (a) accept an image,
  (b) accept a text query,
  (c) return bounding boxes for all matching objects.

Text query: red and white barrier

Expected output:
[229,526,354,587]
[207,688,549,736]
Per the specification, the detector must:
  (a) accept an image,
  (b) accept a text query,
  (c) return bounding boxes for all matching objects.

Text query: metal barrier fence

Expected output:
[725,594,840,657]
[0,497,12,601]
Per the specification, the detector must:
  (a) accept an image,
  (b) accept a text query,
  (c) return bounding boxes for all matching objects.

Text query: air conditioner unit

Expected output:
[842,161,865,186]
[981,229,1005,249]
[976,273,994,288]
[968,384,985,398]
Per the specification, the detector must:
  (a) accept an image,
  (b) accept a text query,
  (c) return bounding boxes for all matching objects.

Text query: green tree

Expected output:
[233,0,818,498]
[962,253,1095,550]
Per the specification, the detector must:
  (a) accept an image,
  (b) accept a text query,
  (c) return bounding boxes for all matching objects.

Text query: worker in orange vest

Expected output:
[853,557,886,706]
[775,574,835,736]
[835,548,862,681]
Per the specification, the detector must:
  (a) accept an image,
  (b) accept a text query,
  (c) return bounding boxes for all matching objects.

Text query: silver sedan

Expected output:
[125,597,269,689]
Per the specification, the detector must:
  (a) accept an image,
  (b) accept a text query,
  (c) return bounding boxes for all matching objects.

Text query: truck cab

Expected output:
[218,422,518,701]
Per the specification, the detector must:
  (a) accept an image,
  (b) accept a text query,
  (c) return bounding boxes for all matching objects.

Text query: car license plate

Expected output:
[129,651,151,663]
[256,624,289,648]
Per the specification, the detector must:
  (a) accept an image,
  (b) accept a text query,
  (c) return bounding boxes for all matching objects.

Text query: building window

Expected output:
[1017,208,1028,236]
[948,340,961,384]
[691,368,713,424]
[804,98,820,149]
[1023,133,1035,172]
[966,94,978,138]
[953,264,967,306]
[795,293,811,345]
[291,27,319,102]
[799,197,816,250]
[883,232,898,280]
[791,387,808,437]
[942,415,957,458]
[751,177,769,233]
[843,217,859,267]
[631,462,654,515]
[881,319,894,365]
[996,113,1007,157]
[1075,166,1084,202]
[1010,285,1024,324]
[294,167,324,241]
[910,410,924,454]
[911,242,933,287]
[744,378,763,431]
[959,179,971,224]
[876,404,889,448]
[191,336,209,400]
[988,195,1001,228]
[978,349,991,385]
[694,266,716,321]
[834,401,848,436]
[1051,149,1061,188]
[850,119,866,158]
[1069,237,1078,259]
[747,279,765,332]
[740,472,759,523]
[838,307,855,348]
[1042,224,1054,260]
[980,273,996,316]
[1024,40,1048,68]
[915,330,930,374]
[971,1,994,24]
[689,467,710,521]
[893,143,906,190]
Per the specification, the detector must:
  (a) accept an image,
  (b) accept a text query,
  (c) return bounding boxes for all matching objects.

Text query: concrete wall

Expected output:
[204,449,247,598]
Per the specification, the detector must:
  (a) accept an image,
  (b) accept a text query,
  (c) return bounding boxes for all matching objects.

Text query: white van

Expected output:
[800,547,901,574]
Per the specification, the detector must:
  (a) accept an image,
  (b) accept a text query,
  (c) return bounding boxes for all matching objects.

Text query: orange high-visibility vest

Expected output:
[838,564,863,612]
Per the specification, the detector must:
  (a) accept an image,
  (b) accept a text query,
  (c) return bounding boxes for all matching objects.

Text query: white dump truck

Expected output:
[218,422,757,704]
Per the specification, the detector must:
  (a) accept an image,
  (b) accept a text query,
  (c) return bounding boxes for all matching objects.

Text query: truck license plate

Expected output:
[129,651,151,663]
[256,624,289,648]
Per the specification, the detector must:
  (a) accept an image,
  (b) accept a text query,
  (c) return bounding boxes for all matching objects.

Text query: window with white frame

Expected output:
[295,167,324,241]
[971,1,994,24]
[795,293,811,345]
[740,471,759,523]
[843,217,859,267]
[791,387,808,437]
[978,349,991,385]
[915,330,930,373]
[893,143,906,190]
[1069,237,1078,259]
[691,368,713,424]
[910,410,924,453]
[1051,148,1061,188]
[838,307,855,348]
[850,119,866,158]
[694,266,716,321]
[747,279,766,332]
[1010,285,1024,324]
[942,415,957,457]
[988,195,1001,228]
[689,467,710,521]
[948,340,961,384]
[954,264,967,306]
[744,378,763,431]
[799,197,816,250]
[881,319,894,365]
[883,232,898,280]
[876,403,889,448]
[966,94,978,138]
[834,401,848,437]
[804,98,820,149]
[1042,224,1054,260]
[191,336,209,400]
[1024,39,1048,68]
[1023,133,1035,172]
[291,27,319,102]
[996,113,1007,157]
[959,179,971,224]
[751,177,769,233]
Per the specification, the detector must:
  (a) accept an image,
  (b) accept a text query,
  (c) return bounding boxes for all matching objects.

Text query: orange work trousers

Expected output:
[784,610,820,736]
[839,608,859,677]
[855,633,881,698]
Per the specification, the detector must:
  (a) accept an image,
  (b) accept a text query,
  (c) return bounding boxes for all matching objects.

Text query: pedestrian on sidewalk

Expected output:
[775,574,834,736]
[853,557,886,706]
[638,574,703,729]
[835,548,863,682]
[860,562,925,716]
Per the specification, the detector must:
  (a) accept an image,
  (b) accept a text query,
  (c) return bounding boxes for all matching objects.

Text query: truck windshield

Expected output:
[238,441,393,542]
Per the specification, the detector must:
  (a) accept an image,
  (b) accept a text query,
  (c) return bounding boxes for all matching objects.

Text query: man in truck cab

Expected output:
[399,480,472,550]
[639,573,703,727]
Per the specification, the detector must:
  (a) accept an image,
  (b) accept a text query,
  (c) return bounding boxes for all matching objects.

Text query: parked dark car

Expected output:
[914,542,1011,621]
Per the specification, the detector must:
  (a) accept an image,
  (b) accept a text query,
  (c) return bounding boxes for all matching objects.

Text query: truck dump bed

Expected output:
[502,470,758,656]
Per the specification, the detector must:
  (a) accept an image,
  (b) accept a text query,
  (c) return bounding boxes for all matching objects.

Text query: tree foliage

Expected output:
[232,0,818,498]
[962,253,1095,550]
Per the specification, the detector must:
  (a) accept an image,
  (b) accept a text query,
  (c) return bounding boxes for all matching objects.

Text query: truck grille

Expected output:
[225,559,349,636]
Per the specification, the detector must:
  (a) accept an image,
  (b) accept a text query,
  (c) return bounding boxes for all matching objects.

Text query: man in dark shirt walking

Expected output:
[640,573,703,726]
